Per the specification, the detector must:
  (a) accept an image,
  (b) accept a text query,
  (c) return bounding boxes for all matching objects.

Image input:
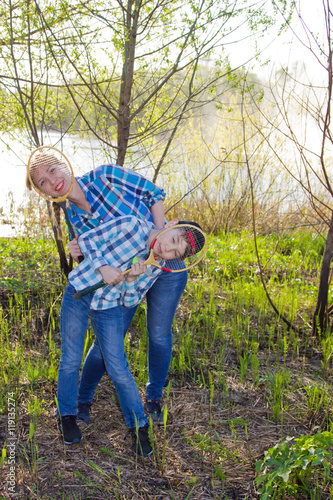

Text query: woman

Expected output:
[27,153,187,429]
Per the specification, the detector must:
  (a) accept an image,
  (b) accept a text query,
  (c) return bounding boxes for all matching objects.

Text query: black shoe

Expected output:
[129,425,153,457]
[58,415,83,445]
[77,402,92,425]
[146,398,163,424]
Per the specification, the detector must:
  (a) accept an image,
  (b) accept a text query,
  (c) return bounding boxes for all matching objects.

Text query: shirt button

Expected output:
[100,220,103,224]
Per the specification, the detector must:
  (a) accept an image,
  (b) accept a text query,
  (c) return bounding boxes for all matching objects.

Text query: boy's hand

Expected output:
[68,233,84,263]
[98,265,124,286]
[126,258,146,283]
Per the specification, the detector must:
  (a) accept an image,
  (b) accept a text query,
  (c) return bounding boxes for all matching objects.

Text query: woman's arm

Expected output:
[102,164,166,209]
[150,200,165,229]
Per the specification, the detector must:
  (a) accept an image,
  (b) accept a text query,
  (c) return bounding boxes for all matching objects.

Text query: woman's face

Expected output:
[32,162,72,198]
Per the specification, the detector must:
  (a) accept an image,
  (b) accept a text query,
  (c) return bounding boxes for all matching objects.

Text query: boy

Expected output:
[58,214,204,455]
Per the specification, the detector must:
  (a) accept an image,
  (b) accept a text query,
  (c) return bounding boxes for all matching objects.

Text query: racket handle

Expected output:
[73,281,104,300]
[78,255,84,263]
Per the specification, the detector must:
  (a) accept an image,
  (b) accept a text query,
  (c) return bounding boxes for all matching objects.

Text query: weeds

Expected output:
[255,431,333,499]
[1,229,333,498]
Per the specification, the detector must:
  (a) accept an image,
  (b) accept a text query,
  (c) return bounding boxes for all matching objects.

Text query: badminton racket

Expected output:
[73,222,207,300]
[27,146,84,262]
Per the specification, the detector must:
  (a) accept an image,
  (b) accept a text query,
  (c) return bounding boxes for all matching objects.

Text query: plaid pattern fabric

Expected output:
[69,216,162,310]
[66,164,165,235]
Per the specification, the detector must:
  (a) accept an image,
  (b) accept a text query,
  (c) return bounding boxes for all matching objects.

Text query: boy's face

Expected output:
[32,162,72,198]
[153,227,187,260]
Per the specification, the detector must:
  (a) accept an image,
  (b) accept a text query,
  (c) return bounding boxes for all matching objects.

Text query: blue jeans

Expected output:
[57,283,148,429]
[78,269,188,405]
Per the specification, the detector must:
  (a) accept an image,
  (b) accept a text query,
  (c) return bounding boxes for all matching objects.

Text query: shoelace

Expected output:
[62,416,77,428]
[125,426,149,440]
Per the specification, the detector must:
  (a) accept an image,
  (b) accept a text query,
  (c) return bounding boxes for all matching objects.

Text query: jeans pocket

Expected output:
[65,282,77,296]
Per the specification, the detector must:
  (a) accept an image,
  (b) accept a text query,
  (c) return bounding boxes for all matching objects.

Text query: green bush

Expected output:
[255,431,333,499]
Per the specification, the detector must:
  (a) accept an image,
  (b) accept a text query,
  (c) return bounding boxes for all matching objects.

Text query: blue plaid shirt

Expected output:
[69,216,162,310]
[66,164,166,235]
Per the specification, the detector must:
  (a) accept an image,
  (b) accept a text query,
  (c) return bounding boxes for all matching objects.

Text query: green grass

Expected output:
[0,237,63,292]
[1,229,333,499]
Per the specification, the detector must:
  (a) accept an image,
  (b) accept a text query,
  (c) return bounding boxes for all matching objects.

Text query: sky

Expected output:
[228,0,326,81]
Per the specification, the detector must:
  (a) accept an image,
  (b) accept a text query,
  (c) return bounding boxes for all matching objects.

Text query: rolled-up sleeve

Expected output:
[103,164,166,209]
[142,188,165,209]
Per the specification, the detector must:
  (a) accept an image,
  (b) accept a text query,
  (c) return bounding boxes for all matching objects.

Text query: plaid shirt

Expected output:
[66,164,165,235]
[69,216,162,310]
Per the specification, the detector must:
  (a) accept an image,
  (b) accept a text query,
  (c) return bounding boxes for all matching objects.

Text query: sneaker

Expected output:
[146,398,163,424]
[77,402,92,425]
[58,415,83,445]
[129,425,153,457]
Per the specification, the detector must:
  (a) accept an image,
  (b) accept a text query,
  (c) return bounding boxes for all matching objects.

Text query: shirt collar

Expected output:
[68,176,97,217]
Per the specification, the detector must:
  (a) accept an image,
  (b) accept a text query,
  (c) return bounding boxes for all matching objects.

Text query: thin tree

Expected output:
[31,0,284,175]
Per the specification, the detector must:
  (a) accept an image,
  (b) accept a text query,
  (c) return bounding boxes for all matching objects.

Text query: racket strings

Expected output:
[27,147,74,202]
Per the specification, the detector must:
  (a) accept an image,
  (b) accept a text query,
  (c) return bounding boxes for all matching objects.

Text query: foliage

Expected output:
[0,237,61,292]
[239,0,333,335]
[0,0,285,167]
[255,431,333,499]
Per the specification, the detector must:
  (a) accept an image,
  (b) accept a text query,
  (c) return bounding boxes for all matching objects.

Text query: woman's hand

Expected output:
[164,218,178,229]
[126,258,146,283]
[98,265,125,286]
[68,233,84,263]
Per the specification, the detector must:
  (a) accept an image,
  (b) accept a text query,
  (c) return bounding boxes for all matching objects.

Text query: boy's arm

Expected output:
[79,222,117,271]
[117,258,147,306]
[98,265,124,286]
[121,274,152,308]
[121,280,142,308]
[78,217,141,281]
[121,265,161,308]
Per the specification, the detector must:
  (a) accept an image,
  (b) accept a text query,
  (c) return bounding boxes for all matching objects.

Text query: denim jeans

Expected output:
[57,283,148,429]
[78,269,188,405]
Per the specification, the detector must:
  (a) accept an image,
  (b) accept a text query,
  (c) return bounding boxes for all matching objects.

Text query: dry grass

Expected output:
[0,380,314,500]
[0,321,328,500]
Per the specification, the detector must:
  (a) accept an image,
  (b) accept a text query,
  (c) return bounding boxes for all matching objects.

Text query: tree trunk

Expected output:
[46,201,72,279]
[313,209,333,335]
[117,0,139,166]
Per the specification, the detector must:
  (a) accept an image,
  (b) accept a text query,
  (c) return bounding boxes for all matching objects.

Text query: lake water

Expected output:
[0,121,329,238]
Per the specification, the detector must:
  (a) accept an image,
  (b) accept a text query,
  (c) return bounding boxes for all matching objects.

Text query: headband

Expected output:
[186,230,196,255]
